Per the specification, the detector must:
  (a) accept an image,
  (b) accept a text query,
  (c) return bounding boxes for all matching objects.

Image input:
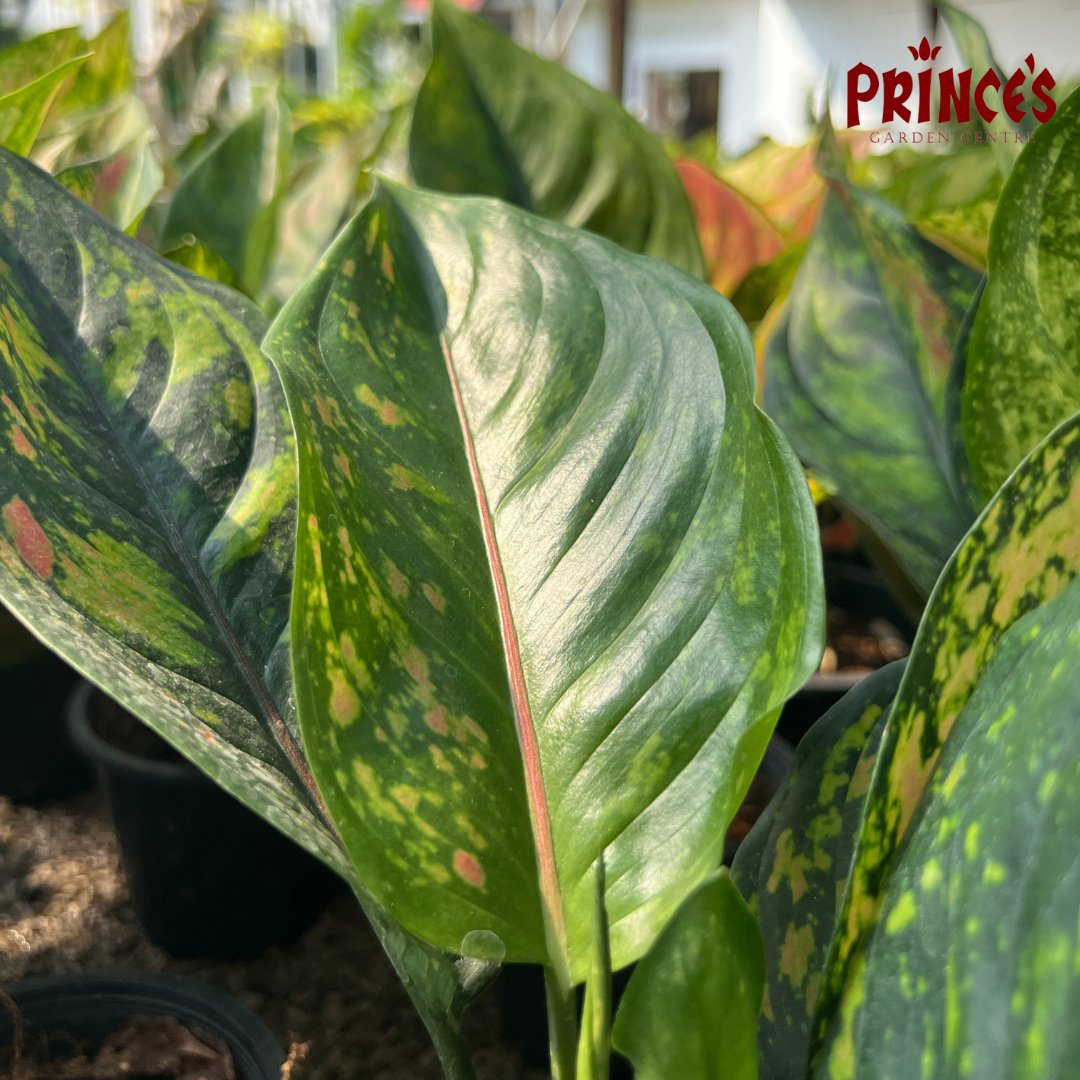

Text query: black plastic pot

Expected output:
[0,617,90,803]
[776,561,915,746]
[0,971,282,1078]
[68,681,344,960]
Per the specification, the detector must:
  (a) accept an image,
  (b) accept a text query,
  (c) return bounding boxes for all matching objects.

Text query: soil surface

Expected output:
[0,794,541,1080]
[818,606,909,676]
[4,1013,235,1080]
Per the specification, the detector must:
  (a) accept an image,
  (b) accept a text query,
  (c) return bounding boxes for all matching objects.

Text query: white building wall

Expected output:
[564,0,1080,153]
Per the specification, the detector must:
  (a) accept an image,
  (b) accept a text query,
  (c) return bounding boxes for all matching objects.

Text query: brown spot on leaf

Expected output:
[453,850,485,889]
[425,707,449,735]
[3,497,53,579]
[421,583,446,612]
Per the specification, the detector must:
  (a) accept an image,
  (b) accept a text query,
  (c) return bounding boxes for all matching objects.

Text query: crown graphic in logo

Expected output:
[906,37,942,61]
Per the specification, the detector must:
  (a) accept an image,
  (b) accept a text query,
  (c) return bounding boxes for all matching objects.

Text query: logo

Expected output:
[846,37,1056,133]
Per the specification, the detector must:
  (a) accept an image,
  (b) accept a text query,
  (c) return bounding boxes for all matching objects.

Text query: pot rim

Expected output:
[67,680,201,783]
[0,969,283,1077]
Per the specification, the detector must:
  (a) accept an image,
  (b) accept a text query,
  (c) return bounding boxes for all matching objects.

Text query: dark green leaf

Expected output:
[161,98,291,299]
[409,0,704,277]
[612,869,763,1080]
[0,149,477,1078]
[815,576,1080,1079]
[819,411,1080,1074]
[962,87,1080,500]
[264,181,822,980]
[731,662,905,1080]
[763,181,981,595]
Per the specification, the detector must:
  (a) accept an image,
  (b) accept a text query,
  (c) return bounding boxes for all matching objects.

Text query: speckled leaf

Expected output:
[408,0,703,277]
[612,869,763,1080]
[0,57,89,157]
[816,575,1080,1079]
[264,182,822,982]
[731,662,905,1080]
[762,181,981,595]
[818,411,1080,1073]
[962,87,1080,500]
[160,98,291,300]
[0,149,478,1078]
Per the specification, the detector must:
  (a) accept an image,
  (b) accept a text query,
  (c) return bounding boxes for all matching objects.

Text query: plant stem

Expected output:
[545,962,579,1080]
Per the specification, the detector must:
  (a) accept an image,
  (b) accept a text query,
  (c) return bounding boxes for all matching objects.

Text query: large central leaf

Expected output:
[264,182,822,979]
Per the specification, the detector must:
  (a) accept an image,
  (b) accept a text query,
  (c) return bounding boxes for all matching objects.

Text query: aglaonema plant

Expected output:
[0,141,823,1077]
[735,409,1080,1079]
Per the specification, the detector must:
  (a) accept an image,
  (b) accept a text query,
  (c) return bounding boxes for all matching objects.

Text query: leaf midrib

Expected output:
[438,332,567,962]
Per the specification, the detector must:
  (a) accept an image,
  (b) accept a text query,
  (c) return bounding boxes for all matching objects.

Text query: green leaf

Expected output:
[0,28,84,99]
[815,575,1080,1079]
[762,180,981,596]
[818,411,1080,1073]
[161,98,291,300]
[408,0,704,278]
[266,132,371,307]
[937,1,1033,175]
[0,57,90,157]
[62,14,134,114]
[576,859,612,1080]
[731,661,905,1080]
[612,869,763,1080]
[0,149,477,1078]
[962,88,1080,500]
[263,181,822,981]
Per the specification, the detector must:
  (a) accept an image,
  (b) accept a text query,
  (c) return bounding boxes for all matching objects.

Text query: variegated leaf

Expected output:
[677,160,785,297]
[817,411,1080,1072]
[763,180,982,596]
[816,575,1080,1079]
[0,149,477,1079]
[731,662,905,1080]
[263,181,822,983]
[408,0,704,278]
[962,87,1080,500]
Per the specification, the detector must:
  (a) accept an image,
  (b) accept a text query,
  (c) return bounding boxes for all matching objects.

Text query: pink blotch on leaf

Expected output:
[453,850,486,889]
[315,397,334,426]
[379,400,400,426]
[387,567,408,598]
[11,427,36,460]
[2,498,53,579]
[401,646,433,690]
[421,583,446,613]
[425,707,449,736]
